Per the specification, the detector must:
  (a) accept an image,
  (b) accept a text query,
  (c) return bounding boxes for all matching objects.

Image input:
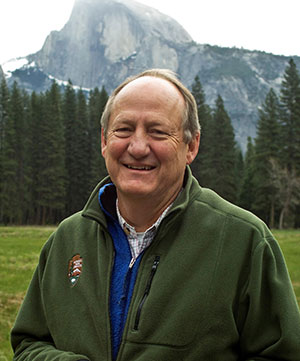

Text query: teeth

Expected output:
[127,165,153,170]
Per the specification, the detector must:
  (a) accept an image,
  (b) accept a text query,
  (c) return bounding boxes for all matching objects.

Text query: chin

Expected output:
[119,184,156,199]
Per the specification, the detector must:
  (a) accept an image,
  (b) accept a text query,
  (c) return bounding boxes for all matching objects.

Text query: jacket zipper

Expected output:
[134,255,160,330]
[120,258,135,303]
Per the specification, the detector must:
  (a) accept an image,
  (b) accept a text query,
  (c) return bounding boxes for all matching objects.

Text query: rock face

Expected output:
[3,0,300,150]
[30,0,192,89]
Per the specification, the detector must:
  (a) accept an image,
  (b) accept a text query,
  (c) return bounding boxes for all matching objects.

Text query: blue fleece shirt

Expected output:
[98,184,143,360]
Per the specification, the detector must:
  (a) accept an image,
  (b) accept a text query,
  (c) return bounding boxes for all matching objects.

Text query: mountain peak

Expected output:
[29,0,192,88]
[73,0,192,43]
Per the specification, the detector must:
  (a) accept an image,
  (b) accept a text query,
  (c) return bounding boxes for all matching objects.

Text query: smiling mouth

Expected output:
[125,165,155,171]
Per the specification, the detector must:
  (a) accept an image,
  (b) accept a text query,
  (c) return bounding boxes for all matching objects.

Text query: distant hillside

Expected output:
[3,0,300,150]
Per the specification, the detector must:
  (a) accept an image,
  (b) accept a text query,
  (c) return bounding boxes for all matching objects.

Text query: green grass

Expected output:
[0,227,299,359]
[0,226,56,360]
[272,229,300,305]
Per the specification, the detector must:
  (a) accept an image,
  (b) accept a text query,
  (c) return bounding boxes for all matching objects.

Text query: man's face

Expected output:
[101,76,199,206]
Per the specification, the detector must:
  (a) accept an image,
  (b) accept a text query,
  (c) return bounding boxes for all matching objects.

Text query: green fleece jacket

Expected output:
[11,168,300,360]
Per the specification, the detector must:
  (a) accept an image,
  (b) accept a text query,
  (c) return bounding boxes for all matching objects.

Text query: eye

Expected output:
[149,128,169,139]
[113,127,132,138]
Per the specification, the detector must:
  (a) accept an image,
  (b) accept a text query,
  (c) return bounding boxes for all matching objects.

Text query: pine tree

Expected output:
[75,88,90,207]
[0,79,10,153]
[234,146,244,201]
[279,59,300,226]
[190,75,212,185]
[253,88,281,227]
[1,82,26,223]
[279,59,300,173]
[208,95,237,202]
[0,79,10,222]
[88,86,108,190]
[38,81,66,224]
[63,81,78,215]
[27,91,47,223]
[21,89,32,223]
[239,137,256,211]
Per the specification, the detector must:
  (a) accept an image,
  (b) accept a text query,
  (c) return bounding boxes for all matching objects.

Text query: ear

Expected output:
[186,131,200,165]
[101,128,107,158]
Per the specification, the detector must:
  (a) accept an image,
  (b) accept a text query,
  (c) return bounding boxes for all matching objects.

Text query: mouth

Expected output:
[124,164,155,171]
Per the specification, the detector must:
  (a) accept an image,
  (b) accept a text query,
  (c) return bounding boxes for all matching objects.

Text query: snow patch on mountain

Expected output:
[2,58,37,78]
[2,58,29,77]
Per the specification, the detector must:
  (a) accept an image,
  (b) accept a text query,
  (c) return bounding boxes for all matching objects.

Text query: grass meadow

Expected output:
[0,226,55,360]
[0,226,299,359]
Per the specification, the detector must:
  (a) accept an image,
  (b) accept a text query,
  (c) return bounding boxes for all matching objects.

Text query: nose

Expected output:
[127,130,150,159]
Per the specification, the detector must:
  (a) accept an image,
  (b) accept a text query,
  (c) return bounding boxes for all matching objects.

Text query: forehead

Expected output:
[112,76,185,114]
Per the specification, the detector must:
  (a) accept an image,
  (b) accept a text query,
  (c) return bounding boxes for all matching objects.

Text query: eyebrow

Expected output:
[113,117,170,127]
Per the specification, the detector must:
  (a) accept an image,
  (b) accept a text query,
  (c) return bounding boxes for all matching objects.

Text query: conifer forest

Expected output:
[1,59,300,228]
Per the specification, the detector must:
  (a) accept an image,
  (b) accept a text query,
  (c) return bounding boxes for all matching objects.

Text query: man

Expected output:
[11,69,300,360]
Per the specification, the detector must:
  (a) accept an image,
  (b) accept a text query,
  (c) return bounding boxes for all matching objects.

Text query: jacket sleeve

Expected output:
[11,238,90,361]
[238,235,300,360]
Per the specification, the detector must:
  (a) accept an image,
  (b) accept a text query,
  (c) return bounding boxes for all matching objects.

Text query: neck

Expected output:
[117,189,180,232]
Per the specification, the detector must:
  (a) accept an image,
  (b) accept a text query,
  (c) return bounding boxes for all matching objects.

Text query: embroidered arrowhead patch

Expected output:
[68,254,83,287]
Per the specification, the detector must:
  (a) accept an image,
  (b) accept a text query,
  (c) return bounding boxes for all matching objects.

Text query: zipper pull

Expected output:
[151,256,160,270]
[129,257,136,269]
[121,258,136,301]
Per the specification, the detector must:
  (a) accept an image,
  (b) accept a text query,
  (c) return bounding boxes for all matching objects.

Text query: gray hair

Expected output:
[100,69,200,143]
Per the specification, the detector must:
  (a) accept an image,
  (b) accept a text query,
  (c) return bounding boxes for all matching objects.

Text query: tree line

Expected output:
[191,59,300,229]
[0,81,108,225]
[0,59,300,228]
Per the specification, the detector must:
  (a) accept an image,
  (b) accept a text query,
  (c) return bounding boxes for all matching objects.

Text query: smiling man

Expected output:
[101,74,199,231]
[11,69,300,361]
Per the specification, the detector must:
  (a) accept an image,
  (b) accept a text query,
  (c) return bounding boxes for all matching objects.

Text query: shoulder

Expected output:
[178,170,271,240]
[190,182,273,241]
[42,211,97,254]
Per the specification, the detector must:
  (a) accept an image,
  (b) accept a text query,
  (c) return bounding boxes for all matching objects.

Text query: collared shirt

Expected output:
[116,199,172,262]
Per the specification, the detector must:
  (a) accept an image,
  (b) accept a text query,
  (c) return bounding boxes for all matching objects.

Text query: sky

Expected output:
[1,0,299,65]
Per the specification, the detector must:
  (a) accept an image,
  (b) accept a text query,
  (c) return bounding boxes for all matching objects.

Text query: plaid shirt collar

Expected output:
[116,199,172,260]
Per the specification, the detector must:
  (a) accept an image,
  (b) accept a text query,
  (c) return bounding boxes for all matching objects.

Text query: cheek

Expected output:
[105,139,128,159]
[152,143,173,161]
[154,142,186,164]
